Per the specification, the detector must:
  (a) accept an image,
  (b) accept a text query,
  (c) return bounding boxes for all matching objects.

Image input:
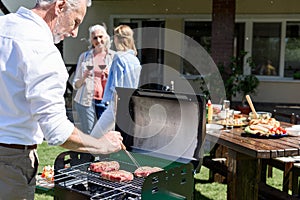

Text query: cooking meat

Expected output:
[89,161,120,173]
[134,166,163,177]
[101,170,134,182]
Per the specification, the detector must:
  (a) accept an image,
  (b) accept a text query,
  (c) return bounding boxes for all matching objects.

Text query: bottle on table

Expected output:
[207,100,213,124]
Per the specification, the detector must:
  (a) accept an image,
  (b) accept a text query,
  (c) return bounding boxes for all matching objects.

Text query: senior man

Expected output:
[0,0,123,199]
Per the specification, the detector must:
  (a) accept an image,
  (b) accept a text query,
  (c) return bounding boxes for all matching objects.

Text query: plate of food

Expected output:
[36,165,55,189]
[244,117,288,138]
[244,125,288,138]
[216,119,248,127]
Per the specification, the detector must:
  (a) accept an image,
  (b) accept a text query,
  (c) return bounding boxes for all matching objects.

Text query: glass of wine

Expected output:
[86,65,94,70]
[85,53,94,79]
[98,65,106,70]
[85,53,94,71]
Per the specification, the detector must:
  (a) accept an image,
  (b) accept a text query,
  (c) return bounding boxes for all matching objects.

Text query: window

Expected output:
[184,22,212,53]
[184,21,245,76]
[251,23,281,76]
[285,22,300,77]
[183,22,211,75]
[113,17,300,80]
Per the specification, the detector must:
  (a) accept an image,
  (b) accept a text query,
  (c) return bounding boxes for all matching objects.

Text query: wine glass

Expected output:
[98,65,106,70]
[85,53,94,78]
[85,53,94,71]
[86,65,94,71]
[223,100,230,111]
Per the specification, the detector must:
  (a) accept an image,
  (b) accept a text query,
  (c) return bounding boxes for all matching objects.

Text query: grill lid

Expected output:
[115,88,206,170]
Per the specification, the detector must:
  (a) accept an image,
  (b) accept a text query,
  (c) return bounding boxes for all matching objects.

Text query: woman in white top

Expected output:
[72,24,115,134]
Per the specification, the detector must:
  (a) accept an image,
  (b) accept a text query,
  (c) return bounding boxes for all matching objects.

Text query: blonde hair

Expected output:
[114,25,137,55]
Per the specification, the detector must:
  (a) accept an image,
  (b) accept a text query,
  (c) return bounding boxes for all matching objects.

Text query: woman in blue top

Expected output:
[91,25,142,138]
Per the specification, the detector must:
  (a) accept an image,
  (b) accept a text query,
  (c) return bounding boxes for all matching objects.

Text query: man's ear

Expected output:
[55,0,67,15]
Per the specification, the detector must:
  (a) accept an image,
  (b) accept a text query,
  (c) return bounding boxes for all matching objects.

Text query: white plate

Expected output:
[234,110,241,114]
[206,124,223,130]
[292,125,300,130]
[286,127,300,136]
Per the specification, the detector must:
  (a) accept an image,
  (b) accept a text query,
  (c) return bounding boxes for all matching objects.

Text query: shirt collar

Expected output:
[16,7,53,43]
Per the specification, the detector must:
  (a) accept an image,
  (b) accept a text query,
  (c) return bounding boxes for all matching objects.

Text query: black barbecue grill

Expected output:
[54,88,206,200]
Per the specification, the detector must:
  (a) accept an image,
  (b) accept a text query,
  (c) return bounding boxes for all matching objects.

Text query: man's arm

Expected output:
[60,127,122,155]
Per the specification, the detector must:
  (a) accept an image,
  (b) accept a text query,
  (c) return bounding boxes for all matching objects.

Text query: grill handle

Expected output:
[54,151,95,171]
[121,143,126,150]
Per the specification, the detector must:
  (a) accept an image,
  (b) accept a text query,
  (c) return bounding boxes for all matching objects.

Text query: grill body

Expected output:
[54,88,206,199]
[54,152,194,200]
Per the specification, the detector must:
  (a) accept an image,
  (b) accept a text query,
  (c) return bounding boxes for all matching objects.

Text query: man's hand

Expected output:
[98,131,123,154]
[60,128,123,155]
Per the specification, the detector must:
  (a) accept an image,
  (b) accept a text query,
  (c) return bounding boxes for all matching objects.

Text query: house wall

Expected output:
[63,0,300,64]
[2,0,300,104]
[231,80,300,104]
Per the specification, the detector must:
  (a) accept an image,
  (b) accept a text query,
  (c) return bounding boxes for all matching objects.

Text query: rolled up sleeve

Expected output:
[25,47,74,146]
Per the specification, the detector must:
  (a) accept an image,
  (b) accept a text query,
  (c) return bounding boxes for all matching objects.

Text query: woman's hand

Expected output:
[83,69,91,79]
[75,70,91,89]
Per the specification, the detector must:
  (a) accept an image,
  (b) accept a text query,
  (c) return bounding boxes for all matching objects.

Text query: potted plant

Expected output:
[293,71,300,80]
[197,51,259,114]
[219,51,260,113]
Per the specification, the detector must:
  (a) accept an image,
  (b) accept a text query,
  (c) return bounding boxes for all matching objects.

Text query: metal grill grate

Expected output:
[55,158,144,199]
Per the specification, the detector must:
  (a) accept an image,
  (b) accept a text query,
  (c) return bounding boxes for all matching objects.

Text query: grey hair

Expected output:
[36,0,92,8]
[88,24,112,50]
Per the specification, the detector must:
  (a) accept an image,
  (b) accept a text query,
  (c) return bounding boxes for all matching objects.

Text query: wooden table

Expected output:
[205,122,300,200]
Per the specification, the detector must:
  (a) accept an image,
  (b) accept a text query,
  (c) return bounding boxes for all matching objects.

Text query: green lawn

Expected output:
[35,142,65,200]
[34,141,286,200]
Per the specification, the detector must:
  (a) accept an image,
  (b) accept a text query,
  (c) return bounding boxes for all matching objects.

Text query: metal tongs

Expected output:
[121,143,141,168]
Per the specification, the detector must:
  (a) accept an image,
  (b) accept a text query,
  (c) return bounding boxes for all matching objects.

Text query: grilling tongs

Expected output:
[121,143,141,168]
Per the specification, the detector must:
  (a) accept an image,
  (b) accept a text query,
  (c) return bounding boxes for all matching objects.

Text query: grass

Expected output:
[35,142,65,200]
[34,142,286,200]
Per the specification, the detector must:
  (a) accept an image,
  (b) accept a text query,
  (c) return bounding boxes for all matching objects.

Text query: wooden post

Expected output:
[211,0,236,80]
[227,149,261,200]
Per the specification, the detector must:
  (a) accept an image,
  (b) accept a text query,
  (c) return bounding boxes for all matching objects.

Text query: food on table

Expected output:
[234,114,248,121]
[249,111,272,120]
[89,161,120,173]
[134,166,163,177]
[216,119,248,127]
[249,117,280,127]
[249,124,269,133]
[213,104,222,114]
[101,170,134,182]
[245,117,287,137]
[41,165,54,182]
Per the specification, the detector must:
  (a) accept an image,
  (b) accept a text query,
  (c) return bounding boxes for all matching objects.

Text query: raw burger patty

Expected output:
[89,161,120,173]
[134,166,163,177]
[101,170,134,182]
